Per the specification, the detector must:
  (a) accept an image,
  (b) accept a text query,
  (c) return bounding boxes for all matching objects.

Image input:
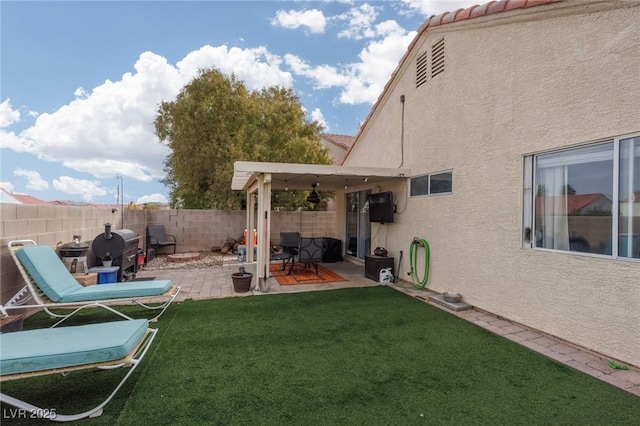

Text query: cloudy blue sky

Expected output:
[1,0,475,205]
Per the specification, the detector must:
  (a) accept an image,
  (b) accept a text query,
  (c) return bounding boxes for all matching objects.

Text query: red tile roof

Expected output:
[321,133,355,150]
[344,0,558,162]
[10,193,51,205]
[536,194,611,214]
[566,193,610,213]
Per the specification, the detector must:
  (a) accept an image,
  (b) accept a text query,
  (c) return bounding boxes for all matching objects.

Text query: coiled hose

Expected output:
[409,238,430,289]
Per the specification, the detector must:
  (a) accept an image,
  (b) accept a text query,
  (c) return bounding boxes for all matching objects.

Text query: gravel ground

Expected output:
[143,251,225,270]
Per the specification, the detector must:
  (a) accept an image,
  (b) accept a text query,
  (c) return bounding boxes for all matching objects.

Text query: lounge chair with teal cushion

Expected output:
[3,240,181,322]
[0,318,157,422]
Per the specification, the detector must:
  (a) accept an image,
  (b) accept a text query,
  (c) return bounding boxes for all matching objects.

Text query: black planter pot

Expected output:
[231,273,253,293]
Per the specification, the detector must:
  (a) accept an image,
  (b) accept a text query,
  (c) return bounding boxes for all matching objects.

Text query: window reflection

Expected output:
[534,143,613,254]
[618,136,640,258]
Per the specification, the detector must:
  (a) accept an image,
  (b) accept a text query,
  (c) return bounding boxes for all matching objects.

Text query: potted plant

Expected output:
[231,266,253,293]
[102,252,113,267]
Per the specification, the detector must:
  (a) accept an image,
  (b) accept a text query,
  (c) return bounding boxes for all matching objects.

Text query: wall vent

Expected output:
[416,51,428,88]
[431,38,445,78]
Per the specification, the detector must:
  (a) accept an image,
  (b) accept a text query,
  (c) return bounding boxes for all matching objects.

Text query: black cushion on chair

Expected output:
[146,226,177,254]
[322,238,343,263]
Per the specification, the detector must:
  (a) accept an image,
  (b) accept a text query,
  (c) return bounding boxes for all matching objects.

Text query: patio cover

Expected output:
[232,161,410,292]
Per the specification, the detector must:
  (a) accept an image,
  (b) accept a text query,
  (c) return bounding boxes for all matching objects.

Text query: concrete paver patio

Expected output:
[134,255,640,398]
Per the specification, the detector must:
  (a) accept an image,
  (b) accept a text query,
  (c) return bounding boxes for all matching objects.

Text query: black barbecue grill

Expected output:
[92,223,141,282]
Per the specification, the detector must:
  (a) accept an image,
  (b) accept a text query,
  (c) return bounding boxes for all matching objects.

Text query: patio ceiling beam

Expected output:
[232,161,411,191]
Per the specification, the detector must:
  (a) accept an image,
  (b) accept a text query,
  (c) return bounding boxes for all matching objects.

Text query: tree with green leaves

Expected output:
[155,68,332,210]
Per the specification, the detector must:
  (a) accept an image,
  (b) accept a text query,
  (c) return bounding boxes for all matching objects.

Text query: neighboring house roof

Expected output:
[536,193,612,214]
[0,187,151,208]
[321,133,356,165]
[0,188,21,204]
[321,133,355,151]
[344,0,558,162]
[51,200,121,209]
[621,191,640,203]
[567,193,611,213]
[7,192,50,205]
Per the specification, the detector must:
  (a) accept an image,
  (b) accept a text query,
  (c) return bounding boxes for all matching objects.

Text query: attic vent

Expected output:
[431,38,445,78]
[416,51,428,88]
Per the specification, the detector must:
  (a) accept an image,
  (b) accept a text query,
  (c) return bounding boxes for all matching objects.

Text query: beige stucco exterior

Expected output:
[344,1,640,366]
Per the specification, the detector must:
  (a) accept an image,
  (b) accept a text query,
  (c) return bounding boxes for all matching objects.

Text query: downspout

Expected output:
[399,94,405,168]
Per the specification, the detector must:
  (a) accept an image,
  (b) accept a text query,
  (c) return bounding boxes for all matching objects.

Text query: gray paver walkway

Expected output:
[134,256,640,398]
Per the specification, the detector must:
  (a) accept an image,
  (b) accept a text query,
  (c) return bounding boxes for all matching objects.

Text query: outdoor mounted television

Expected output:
[368,191,394,224]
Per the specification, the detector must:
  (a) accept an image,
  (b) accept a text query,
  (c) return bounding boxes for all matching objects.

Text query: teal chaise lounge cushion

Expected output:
[0,319,148,375]
[15,245,171,303]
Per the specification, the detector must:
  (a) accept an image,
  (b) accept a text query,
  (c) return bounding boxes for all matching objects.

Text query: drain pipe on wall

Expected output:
[399,94,405,168]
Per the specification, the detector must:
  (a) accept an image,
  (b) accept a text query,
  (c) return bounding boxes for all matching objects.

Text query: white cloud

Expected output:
[2,47,294,186]
[0,129,22,150]
[14,168,49,191]
[335,3,380,40]
[400,0,477,16]
[176,45,293,90]
[136,193,168,204]
[53,176,106,202]
[338,21,415,104]
[0,99,20,128]
[73,87,89,98]
[285,19,415,105]
[310,108,328,131]
[0,182,15,193]
[271,9,327,34]
[284,54,350,89]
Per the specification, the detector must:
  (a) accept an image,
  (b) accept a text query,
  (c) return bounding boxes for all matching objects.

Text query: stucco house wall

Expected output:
[344,1,640,366]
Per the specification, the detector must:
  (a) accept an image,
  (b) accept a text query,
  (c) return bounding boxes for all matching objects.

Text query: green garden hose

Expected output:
[409,238,430,288]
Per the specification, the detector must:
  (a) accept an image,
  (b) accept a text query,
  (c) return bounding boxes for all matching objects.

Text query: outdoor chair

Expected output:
[271,232,300,274]
[0,316,157,422]
[146,225,177,254]
[296,237,324,277]
[2,240,181,323]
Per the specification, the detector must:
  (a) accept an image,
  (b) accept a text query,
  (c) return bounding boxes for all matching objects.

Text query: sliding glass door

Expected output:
[345,190,371,260]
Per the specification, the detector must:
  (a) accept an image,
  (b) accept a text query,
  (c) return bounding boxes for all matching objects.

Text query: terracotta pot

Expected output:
[231,272,253,293]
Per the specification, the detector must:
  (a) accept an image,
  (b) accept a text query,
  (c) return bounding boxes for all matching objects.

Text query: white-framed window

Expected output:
[410,170,453,197]
[522,133,640,260]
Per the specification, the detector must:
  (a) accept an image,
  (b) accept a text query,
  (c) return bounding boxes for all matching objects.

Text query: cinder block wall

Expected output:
[0,204,125,306]
[146,209,336,251]
[0,204,336,306]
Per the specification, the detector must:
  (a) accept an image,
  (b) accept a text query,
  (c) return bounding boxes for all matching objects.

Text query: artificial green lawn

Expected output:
[3,286,639,425]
